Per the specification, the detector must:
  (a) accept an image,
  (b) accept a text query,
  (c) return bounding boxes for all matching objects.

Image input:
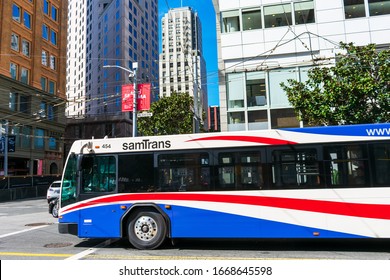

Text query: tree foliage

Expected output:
[137,92,194,136]
[281,42,390,126]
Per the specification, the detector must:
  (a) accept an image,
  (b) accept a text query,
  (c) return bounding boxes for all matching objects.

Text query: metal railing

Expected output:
[0,175,61,202]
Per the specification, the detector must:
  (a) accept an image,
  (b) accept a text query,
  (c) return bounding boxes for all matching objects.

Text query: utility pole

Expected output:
[192,52,200,133]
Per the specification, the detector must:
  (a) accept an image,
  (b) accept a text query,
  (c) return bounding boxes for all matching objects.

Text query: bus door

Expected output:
[75,154,120,237]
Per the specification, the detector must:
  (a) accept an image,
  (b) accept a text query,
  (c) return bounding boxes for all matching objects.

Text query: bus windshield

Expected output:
[61,153,77,207]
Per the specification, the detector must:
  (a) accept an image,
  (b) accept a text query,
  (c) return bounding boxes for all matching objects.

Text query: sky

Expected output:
[158,0,220,106]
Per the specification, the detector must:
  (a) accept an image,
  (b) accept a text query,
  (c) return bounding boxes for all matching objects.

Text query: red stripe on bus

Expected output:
[61,193,390,220]
[186,135,297,145]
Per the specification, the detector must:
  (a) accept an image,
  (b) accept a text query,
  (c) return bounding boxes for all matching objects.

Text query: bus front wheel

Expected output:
[127,211,166,250]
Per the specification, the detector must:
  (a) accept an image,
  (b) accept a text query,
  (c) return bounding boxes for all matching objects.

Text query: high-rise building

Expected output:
[208,106,220,132]
[66,0,90,118]
[65,0,159,140]
[0,0,67,176]
[159,7,208,129]
[212,0,390,132]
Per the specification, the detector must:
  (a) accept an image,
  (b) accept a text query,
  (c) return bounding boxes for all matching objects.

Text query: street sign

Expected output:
[8,136,15,152]
[137,112,153,117]
[0,136,15,153]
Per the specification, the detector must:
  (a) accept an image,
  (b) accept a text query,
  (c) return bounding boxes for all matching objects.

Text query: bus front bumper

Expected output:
[58,222,78,236]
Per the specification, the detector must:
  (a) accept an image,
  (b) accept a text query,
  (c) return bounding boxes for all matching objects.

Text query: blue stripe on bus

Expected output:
[282,123,390,137]
[168,206,366,239]
[60,204,368,239]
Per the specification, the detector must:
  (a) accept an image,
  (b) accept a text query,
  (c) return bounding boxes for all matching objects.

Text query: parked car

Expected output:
[48,198,59,218]
[46,180,61,203]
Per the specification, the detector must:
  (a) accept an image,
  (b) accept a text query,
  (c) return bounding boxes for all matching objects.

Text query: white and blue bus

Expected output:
[58,123,390,249]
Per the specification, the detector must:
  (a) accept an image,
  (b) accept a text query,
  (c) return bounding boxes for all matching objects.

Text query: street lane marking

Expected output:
[65,238,119,260]
[0,225,49,239]
[0,252,72,258]
[84,254,304,260]
[0,251,307,260]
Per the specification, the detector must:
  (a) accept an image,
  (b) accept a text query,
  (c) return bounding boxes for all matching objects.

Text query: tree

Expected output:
[281,42,390,126]
[137,92,195,136]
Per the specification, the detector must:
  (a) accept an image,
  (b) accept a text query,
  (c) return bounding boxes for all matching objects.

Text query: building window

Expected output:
[49,137,57,150]
[43,0,49,15]
[41,76,47,91]
[269,68,295,108]
[222,10,240,33]
[42,24,49,40]
[368,0,390,16]
[228,111,245,131]
[34,129,45,150]
[9,92,18,111]
[264,4,292,28]
[49,80,56,94]
[50,55,56,70]
[51,5,58,21]
[20,95,30,114]
[23,11,32,29]
[344,0,366,18]
[242,9,262,31]
[294,1,315,24]
[12,4,21,22]
[39,102,47,118]
[50,30,57,45]
[21,126,31,148]
[227,72,245,109]
[22,40,30,57]
[271,108,299,129]
[42,50,48,65]
[246,72,267,108]
[248,110,268,130]
[20,68,29,84]
[10,63,18,79]
[11,33,19,51]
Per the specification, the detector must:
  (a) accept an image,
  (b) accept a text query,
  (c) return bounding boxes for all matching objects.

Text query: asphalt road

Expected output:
[1,198,390,261]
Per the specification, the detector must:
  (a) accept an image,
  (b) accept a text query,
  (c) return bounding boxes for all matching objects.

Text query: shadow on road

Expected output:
[96,237,390,253]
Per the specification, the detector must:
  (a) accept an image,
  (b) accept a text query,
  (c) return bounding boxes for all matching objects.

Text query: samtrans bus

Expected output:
[58,123,390,249]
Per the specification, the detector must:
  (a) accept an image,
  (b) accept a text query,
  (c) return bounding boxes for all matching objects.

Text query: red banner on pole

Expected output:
[121,83,151,112]
[121,84,134,112]
[138,83,151,111]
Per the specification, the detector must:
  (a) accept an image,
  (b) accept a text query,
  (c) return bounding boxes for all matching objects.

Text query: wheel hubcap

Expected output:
[134,216,158,241]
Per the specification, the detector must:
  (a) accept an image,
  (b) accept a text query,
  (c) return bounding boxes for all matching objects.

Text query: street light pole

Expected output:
[103,63,138,137]
[132,63,138,137]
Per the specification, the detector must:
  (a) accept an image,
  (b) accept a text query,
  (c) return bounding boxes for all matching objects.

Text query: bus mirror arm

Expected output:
[80,141,94,154]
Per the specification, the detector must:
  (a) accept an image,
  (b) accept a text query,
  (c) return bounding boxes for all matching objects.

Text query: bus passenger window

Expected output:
[370,143,390,186]
[217,153,235,190]
[118,154,154,193]
[239,152,263,190]
[272,149,320,189]
[80,155,117,193]
[324,144,368,187]
[157,153,210,192]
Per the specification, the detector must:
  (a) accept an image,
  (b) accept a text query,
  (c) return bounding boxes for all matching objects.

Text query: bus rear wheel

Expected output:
[127,211,166,250]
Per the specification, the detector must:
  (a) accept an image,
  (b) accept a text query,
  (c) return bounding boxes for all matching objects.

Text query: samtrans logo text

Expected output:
[122,139,171,150]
